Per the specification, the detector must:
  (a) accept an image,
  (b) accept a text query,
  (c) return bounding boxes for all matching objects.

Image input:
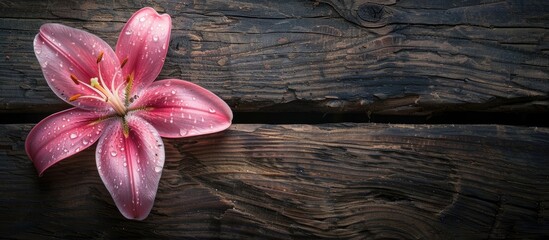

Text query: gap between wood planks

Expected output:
[2,111,549,127]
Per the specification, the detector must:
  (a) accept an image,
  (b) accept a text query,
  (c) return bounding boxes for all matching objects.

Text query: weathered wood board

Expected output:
[1,123,548,239]
[1,0,549,239]
[1,0,548,116]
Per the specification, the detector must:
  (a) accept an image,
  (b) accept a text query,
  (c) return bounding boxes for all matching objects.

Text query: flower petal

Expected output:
[96,116,164,220]
[132,79,233,138]
[116,7,171,94]
[34,24,124,109]
[25,108,111,176]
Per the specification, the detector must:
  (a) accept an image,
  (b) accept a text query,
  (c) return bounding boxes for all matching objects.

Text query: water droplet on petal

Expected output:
[110,151,117,157]
[123,162,127,167]
[154,166,162,172]
[208,108,216,113]
[171,90,176,94]
[125,30,133,35]
[82,139,89,145]
[139,16,146,22]
[152,35,159,42]
[179,129,188,136]
[70,133,77,139]
[63,149,69,153]
[164,81,171,86]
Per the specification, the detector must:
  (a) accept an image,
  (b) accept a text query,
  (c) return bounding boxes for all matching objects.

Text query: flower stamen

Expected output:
[90,78,107,95]
[68,94,82,102]
[96,51,104,63]
[120,57,128,68]
[90,76,126,116]
[70,74,80,85]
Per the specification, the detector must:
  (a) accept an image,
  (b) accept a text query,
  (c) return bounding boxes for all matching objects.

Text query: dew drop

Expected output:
[154,166,162,172]
[123,162,127,167]
[152,35,159,42]
[179,129,188,136]
[110,151,117,157]
[63,149,69,153]
[82,139,89,145]
[164,81,171,86]
[192,97,196,101]
[171,90,176,94]
[208,108,216,113]
[139,16,146,22]
[59,62,63,67]
[70,133,77,139]
[36,49,42,55]
[125,30,133,35]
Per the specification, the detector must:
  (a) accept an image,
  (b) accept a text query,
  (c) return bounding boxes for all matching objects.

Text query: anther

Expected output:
[69,94,82,102]
[96,51,104,63]
[70,74,80,85]
[120,57,128,68]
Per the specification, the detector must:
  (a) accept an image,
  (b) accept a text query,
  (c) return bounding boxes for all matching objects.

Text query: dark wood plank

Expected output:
[1,0,548,115]
[1,123,548,239]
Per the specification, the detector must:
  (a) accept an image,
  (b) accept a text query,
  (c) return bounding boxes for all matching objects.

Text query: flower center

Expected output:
[67,52,133,116]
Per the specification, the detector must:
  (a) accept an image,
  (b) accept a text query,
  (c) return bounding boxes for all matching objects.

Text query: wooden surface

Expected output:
[1,0,549,239]
[1,123,549,239]
[0,0,548,115]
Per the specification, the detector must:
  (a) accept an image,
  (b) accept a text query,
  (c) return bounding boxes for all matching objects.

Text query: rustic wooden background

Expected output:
[1,0,548,239]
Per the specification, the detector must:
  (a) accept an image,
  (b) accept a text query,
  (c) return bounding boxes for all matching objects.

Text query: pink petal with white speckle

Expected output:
[25,108,111,176]
[34,24,123,110]
[116,7,171,95]
[132,79,233,138]
[96,115,165,220]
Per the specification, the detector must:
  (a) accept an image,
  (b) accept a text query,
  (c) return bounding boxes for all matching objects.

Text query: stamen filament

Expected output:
[78,95,109,102]
[110,69,121,97]
[91,77,126,115]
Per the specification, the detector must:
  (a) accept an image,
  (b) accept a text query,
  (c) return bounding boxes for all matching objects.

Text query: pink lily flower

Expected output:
[25,7,232,220]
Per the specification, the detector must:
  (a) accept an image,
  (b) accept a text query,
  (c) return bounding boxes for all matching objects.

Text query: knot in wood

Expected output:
[357,3,384,22]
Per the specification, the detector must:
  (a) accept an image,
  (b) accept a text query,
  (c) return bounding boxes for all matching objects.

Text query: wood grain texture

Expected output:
[0,0,548,115]
[1,123,548,239]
